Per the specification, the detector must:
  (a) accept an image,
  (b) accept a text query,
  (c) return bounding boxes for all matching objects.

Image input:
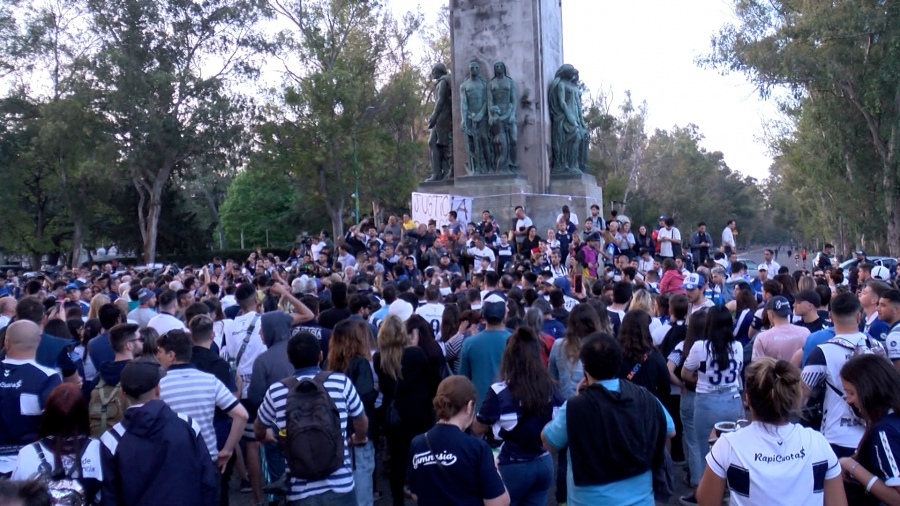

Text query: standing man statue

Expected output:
[488,61,517,173]
[549,64,587,173]
[425,63,453,181]
[459,60,492,175]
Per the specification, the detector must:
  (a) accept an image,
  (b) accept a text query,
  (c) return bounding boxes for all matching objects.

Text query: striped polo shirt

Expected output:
[256,367,363,501]
[159,363,239,460]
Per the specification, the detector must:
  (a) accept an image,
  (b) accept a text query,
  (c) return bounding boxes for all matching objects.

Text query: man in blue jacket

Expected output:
[100,359,217,506]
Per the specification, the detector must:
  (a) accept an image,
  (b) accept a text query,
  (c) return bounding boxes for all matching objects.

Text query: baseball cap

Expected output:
[64,282,81,292]
[658,215,667,221]
[120,359,163,398]
[682,273,705,291]
[794,289,821,307]
[872,265,891,281]
[481,294,506,324]
[855,249,866,256]
[586,232,601,242]
[757,264,767,272]
[137,288,155,304]
[765,295,792,317]
[387,300,413,322]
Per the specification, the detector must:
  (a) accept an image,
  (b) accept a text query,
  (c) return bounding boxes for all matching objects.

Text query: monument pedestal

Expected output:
[416,171,601,236]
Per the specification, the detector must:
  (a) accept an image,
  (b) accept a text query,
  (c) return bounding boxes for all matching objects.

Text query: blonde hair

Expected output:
[797,276,816,292]
[629,289,655,316]
[376,315,409,381]
[87,294,110,319]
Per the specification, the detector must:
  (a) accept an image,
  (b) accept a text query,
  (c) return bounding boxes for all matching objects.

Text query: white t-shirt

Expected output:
[514,216,533,241]
[147,312,187,336]
[13,439,104,482]
[221,312,265,398]
[467,246,495,273]
[721,227,735,248]
[684,339,744,394]
[886,323,900,361]
[657,227,681,257]
[707,422,840,506]
[651,322,672,347]
[556,212,578,227]
[800,333,868,448]
[415,303,445,340]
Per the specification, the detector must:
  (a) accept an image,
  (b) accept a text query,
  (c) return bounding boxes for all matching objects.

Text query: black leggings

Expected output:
[385,428,415,506]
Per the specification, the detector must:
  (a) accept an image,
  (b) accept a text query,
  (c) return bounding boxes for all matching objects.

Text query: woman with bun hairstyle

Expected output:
[697,359,845,506]
[373,315,435,506]
[473,327,563,506]
[838,354,900,506]
[407,376,510,506]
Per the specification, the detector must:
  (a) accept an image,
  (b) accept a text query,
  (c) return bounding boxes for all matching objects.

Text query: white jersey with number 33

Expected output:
[684,340,744,394]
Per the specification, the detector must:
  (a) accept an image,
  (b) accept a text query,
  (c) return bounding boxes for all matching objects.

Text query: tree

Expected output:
[262,0,424,238]
[87,0,265,263]
[703,0,900,255]
[219,166,298,248]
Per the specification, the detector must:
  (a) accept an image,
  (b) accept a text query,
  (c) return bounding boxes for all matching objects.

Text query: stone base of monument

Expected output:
[416,172,602,236]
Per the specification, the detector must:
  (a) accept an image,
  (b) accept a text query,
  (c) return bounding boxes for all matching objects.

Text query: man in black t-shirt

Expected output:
[794,289,826,333]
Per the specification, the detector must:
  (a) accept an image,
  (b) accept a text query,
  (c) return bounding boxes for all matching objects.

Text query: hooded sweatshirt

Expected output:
[246,312,295,415]
[99,399,217,506]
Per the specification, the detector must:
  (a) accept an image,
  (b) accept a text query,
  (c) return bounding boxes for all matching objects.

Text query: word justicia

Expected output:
[754,448,806,464]
[411,450,458,469]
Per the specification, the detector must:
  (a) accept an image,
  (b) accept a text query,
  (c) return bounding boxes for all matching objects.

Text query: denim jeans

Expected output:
[498,454,553,506]
[352,441,375,506]
[288,490,356,506]
[692,389,743,483]
[680,390,700,486]
[264,441,285,484]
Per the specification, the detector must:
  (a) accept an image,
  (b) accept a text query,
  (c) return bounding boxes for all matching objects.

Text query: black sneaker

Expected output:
[679,494,698,505]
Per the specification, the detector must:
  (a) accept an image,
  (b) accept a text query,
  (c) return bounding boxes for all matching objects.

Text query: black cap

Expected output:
[481,294,506,324]
[120,359,163,398]
[794,289,821,307]
[765,296,792,317]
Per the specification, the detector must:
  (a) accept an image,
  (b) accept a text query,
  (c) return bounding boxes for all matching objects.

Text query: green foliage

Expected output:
[219,167,299,249]
[704,0,900,256]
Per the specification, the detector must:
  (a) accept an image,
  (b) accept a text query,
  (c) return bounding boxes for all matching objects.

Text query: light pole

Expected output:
[353,105,376,226]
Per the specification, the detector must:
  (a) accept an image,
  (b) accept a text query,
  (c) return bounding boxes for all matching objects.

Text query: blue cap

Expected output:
[682,273,705,291]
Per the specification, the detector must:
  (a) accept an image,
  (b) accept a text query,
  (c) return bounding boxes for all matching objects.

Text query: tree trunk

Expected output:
[201,187,225,250]
[70,219,84,269]
[884,163,900,258]
[142,193,162,265]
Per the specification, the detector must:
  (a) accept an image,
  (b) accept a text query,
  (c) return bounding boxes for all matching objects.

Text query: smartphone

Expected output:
[574,274,583,294]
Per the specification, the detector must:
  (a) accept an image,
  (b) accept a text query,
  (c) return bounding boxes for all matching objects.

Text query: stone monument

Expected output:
[426,63,453,181]
[417,0,602,234]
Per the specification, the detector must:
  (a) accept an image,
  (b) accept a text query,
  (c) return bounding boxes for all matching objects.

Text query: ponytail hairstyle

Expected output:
[433,376,477,421]
[744,358,802,424]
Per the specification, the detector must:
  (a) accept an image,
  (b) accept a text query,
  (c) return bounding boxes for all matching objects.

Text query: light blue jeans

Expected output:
[498,453,553,506]
[288,490,355,506]
[680,390,700,486]
[352,441,375,506]
[692,389,743,485]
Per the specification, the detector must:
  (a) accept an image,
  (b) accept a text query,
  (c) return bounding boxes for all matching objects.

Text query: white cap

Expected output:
[387,300,413,322]
[872,265,891,281]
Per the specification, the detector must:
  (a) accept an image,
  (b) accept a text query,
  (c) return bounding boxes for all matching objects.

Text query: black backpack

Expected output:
[281,371,344,480]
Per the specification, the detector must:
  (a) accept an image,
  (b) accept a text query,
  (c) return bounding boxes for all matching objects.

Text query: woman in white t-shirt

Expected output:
[697,358,844,506]
[681,305,744,504]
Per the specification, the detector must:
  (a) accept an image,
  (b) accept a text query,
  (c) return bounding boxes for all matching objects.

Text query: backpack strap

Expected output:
[96,379,120,431]
[313,370,333,386]
[234,313,261,371]
[32,442,52,476]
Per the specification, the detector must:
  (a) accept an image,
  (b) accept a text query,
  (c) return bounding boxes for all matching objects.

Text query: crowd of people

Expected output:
[1,204,900,506]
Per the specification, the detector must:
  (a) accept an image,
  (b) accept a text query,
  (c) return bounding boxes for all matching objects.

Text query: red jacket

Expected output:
[659,269,686,294]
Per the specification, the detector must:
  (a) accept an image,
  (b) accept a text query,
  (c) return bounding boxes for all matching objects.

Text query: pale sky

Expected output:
[391,0,778,181]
